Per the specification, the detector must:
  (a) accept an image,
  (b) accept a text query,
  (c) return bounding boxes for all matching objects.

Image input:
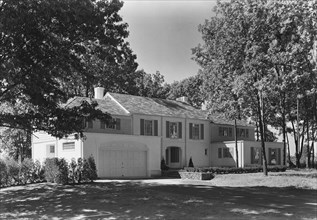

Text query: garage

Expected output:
[98,144,148,178]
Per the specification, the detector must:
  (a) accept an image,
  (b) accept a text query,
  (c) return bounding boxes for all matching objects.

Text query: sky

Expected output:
[119,0,217,83]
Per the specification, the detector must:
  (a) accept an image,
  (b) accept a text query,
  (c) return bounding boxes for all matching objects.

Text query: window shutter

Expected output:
[219,127,223,136]
[251,147,254,164]
[166,121,170,138]
[116,118,121,130]
[154,120,158,136]
[140,119,144,135]
[200,124,204,139]
[218,148,222,158]
[277,148,281,165]
[178,122,182,139]
[189,123,193,139]
[246,129,249,138]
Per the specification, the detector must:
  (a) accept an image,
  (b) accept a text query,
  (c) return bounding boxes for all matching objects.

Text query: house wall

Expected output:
[82,133,162,177]
[85,115,132,135]
[210,124,255,142]
[32,132,82,163]
[210,140,284,168]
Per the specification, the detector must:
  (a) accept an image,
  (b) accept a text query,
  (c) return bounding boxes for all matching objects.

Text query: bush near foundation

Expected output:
[181,165,287,174]
[45,156,98,185]
[0,158,45,188]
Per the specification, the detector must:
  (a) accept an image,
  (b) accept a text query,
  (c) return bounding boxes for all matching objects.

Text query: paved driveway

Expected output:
[1,179,316,219]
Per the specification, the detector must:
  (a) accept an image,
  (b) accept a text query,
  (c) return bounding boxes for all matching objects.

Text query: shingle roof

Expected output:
[208,114,255,127]
[63,93,252,126]
[64,96,129,116]
[107,93,208,120]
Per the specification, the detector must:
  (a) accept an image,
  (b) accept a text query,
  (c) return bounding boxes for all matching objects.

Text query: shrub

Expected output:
[160,158,169,171]
[0,159,8,187]
[44,158,60,183]
[87,155,97,182]
[76,158,84,183]
[181,165,288,174]
[188,157,194,167]
[20,158,34,184]
[33,160,45,183]
[6,158,20,185]
[55,158,69,185]
[69,158,77,184]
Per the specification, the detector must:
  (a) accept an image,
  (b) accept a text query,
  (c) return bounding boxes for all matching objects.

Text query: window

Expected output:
[140,119,158,136]
[49,145,55,154]
[237,128,249,138]
[223,148,233,158]
[205,149,208,156]
[268,148,281,165]
[87,120,93,128]
[63,142,75,151]
[251,147,261,164]
[166,121,182,139]
[101,118,121,130]
[189,123,204,140]
[219,127,233,137]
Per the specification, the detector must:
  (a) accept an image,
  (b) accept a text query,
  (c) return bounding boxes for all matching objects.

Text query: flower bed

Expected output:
[178,171,215,180]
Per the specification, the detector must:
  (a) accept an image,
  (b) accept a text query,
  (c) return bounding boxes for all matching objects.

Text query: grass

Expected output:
[0,170,316,219]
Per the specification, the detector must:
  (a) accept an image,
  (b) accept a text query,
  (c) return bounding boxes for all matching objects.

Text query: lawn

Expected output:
[1,171,316,220]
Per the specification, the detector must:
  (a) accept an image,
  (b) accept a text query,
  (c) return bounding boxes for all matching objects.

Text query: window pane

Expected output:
[50,145,55,153]
[144,120,153,136]
[169,122,178,138]
[192,124,200,139]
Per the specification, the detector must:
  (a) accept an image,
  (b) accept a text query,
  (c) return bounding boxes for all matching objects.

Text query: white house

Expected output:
[32,87,284,178]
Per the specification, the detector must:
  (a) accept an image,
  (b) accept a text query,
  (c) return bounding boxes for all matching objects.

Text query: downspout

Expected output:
[184,117,187,167]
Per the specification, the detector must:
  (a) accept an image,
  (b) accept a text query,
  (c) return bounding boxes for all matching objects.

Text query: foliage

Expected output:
[181,165,288,174]
[0,0,136,138]
[133,70,170,99]
[160,158,169,171]
[188,157,194,167]
[193,0,317,171]
[0,127,31,160]
[44,158,60,183]
[0,158,45,188]
[167,73,204,108]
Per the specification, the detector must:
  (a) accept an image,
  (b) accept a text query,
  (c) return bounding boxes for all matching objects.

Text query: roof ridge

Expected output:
[105,93,130,114]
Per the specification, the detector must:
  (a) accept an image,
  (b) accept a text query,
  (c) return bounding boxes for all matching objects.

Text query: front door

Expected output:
[166,147,181,168]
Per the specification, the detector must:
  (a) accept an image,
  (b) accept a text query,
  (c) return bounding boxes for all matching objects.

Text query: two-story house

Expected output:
[32,87,284,178]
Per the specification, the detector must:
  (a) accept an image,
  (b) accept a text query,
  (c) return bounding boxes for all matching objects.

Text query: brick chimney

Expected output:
[94,87,105,99]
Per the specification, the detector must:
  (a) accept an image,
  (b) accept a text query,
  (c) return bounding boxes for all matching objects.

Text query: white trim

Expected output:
[105,93,130,114]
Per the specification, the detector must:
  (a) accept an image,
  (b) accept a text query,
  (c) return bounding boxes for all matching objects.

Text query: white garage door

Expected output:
[99,149,147,178]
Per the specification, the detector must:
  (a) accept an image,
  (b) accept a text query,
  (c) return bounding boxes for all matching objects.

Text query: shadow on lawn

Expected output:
[1,181,316,219]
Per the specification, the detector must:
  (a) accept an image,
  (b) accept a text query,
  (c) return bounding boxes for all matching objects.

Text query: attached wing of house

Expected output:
[32,87,284,178]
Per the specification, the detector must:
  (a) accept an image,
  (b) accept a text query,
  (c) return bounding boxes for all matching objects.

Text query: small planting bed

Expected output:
[178,171,214,180]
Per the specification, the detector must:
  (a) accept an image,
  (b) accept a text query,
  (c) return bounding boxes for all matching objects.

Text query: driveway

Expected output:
[1,179,316,219]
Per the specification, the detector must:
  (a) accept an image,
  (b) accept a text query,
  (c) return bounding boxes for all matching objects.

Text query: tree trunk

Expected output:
[306,120,310,168]
[282,94,287,165]
[258,92,268,176]
[235,119,239,168]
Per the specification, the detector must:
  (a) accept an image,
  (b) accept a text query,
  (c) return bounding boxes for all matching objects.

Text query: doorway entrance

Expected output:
[165,147,182,168]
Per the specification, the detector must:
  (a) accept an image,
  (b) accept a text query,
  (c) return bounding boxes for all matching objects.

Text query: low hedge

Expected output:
[0,158,45,188]
[181,165,287,174]
[1,155,98,188]
[44,156,97,185]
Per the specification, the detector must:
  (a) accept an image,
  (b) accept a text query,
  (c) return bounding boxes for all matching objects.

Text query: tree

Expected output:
[167,73,204,108]
[193,0,316,174]
[0,0,137,137]
[133,70,170,99]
